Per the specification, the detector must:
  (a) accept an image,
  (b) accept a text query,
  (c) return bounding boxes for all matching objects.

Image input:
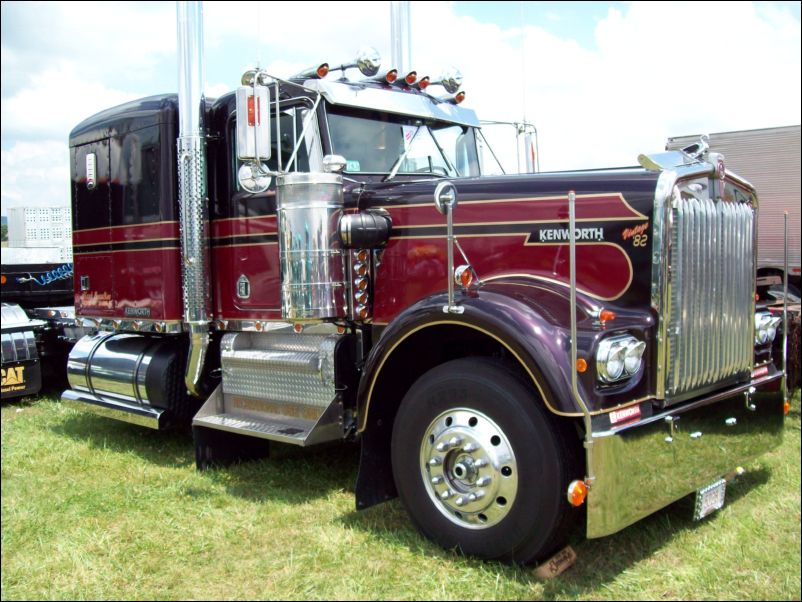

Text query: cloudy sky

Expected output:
[1,1,800,213]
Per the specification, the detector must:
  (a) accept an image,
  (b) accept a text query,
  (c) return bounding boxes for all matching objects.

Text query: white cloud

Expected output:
[1,141,71,209]
[1,63,137,140]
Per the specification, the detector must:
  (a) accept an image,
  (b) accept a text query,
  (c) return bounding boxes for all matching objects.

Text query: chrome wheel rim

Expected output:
[420,408,518,529]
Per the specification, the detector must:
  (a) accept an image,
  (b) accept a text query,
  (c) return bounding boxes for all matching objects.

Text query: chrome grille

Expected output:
[666,196,754,398]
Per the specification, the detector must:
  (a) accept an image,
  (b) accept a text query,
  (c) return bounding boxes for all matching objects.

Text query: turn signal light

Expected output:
[454,265,474,289]
[566,480,588,507]
[599,309,616,323]
[576,358,588,373]
[784,400,791,415]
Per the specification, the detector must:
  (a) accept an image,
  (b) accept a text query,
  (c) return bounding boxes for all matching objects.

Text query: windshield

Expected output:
[327,109,480,178]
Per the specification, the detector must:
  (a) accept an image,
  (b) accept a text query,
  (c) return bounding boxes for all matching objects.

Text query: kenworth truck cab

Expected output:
[61,5,789,564]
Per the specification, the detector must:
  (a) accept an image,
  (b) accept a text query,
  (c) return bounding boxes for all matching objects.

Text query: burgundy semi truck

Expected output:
[58,3,790,564]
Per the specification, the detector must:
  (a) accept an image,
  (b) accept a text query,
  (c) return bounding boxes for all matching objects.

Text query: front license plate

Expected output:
[693,478,727,520]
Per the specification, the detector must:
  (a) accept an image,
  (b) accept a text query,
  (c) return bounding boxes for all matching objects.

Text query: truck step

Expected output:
[193,383,343,447]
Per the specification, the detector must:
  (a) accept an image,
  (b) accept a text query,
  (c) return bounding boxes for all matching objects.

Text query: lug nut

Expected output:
[463,443,479,453]
[429,457,443,466]
[476,476,491,487]
[431,475,443,485]
[440,490,452,500]
[455,496,466,506]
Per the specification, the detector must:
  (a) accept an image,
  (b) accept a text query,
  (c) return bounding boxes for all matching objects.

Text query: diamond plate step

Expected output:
[194,412,316,445]
[193,384,343,447]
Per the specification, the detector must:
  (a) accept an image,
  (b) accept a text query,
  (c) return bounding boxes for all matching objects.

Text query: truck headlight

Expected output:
[597,335,646,383]
[754,312,781,345]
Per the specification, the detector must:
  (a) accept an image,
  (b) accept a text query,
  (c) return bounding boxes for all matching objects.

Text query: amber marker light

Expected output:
[599,309,616,323]
[0,275,6,285]
[784,400,791,415]
[293,323,303,334]
[454,91,466,104]
[404,71,417,85]
[576,358,588,373]
[418,76,430,90]
[316,63,330,78]
[385,69,398,83]
[566,480,588,507]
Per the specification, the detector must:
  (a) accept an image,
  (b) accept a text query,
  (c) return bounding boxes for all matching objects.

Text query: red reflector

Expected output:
[609,405,641,425]
[247,95,260,126]
[751,364,769,379]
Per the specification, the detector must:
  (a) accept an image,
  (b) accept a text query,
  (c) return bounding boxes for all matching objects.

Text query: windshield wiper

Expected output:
[383,125,422,182]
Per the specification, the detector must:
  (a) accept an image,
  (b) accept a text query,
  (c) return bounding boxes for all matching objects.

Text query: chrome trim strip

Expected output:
[74,317,183,334]
[61,389,165,430]
[214,320,345,335]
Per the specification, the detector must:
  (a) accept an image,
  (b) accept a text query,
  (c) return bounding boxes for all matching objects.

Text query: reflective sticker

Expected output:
[346,160,361,172]
[609,405,641,425]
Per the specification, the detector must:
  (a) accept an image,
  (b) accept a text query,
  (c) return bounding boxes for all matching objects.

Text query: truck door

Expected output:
[72,139,115,317]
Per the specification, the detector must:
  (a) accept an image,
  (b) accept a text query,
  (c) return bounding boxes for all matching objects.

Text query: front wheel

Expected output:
[391,358,579,564]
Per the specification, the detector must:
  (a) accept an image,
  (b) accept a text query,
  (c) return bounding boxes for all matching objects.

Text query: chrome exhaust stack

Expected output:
[176,0,211,397]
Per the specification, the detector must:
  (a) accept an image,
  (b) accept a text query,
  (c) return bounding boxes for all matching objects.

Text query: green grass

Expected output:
[2,391,800,601]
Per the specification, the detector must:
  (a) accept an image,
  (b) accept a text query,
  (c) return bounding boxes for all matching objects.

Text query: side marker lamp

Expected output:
[567,480,588,507]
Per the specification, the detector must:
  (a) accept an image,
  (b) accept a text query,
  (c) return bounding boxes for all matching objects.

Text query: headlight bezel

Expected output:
[754,311,781,346]
[596,334,646,384]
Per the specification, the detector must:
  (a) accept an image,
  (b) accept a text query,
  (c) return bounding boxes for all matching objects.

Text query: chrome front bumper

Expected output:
[587,373,784,538]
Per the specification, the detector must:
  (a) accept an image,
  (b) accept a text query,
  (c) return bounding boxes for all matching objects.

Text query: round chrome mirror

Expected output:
[323,154,347,174]
[434,181,457,215]
[238,163,271,193]
[356,47,381,77]
[439,67,463,94]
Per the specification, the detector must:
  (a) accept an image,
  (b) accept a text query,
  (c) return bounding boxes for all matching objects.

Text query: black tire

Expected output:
[391,357,579,564]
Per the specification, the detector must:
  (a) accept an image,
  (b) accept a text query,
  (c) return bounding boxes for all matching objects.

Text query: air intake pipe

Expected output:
[176,1,211,397]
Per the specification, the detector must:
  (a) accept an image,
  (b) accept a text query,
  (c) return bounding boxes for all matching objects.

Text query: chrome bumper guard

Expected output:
[587,373,784,538]
[61,389,167,430]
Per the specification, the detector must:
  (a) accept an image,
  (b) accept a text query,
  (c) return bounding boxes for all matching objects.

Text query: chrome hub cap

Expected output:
[420,408,517,529]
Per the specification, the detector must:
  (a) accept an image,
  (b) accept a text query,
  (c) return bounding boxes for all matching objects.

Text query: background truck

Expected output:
[49,2,791,565]
[1,262,79,400]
